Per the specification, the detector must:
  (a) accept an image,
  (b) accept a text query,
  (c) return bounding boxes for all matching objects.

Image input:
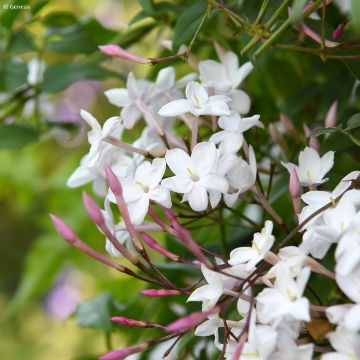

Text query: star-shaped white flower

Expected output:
[80,109,122,167]
[229,220,275,271]
[158,81,230,118]
[257,264,311,324]
[105,72,154,129]
[282,147,334,186]
[210,113,263,153]
[161,142,228,212]
[109,158,171,225]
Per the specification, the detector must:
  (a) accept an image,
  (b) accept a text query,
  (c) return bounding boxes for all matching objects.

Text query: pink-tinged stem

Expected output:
[148,208,176,236]
[191,116,199,151]
[98,45,149,64]
[139,289,182,297]
[140,232,180,261]
[300,23,340,48]
[165,309,216,333]
[230,331,248,360]
[134,99,165,137]
[50,214,163,287]
[104,136,149,156]
[110,316,165,329]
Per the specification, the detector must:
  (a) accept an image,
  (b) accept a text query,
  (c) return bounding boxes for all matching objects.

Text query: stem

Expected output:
[191,116,199,151]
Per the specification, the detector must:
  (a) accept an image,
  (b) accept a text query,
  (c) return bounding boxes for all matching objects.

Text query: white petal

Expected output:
[228,89,251,114]
[67,164,94,187]
[186,81,208,105]
[80,109,101,132]
[104,88,131,107]
[165,148,193,175]
[102,116,122,137]
[127,196,149,225]
[192,142,217,176]
[200,174,228,193]
[320,151,335,178]
[148,186,172,208]
[158,99,190,116]
[161,176,193,193]
[188,183,208,211]
[229,247,257,265]
[156,66,175,90]
[121,104,142,129]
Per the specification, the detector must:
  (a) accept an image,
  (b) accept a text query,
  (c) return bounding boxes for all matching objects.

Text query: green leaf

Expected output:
[0,0,29,29]
[172,0,208,51]
[42,11,77,29]
[291,0,308,23]
[75,292,125,332]
[41,61,120,93]
[5,235,68,315]
[345,113,360,131]
[0,59,27,92]
[138,0,155,15]
[31,0,49,15]
[311,126,343,137]
[7,29,36,54]
[351,0,360,37]
[0,124,38,149]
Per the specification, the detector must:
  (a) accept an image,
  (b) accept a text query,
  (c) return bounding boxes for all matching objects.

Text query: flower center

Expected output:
[252,240,261,253]
[286,288,297,302]
[136,181,149,193]
[187,168,200,182]
[306,169,312,180]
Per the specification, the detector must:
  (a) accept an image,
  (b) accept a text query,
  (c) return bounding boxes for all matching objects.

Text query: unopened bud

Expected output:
[99,45,149,64]
[82,191,104,226]
[110,316,147,327]
[325,101,337,128]
[105,164,123,197]
[279,113,295,133]
[49,214,77,243]
[289,169,300,197]
[99,344,147,360]
[165,311,210,332]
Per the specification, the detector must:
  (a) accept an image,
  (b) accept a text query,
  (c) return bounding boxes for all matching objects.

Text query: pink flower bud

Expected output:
[279,113,295,133]
[98,45,149,64]
[141,232,179,261]
[289,169,300,197]
[303,123,320,152]
[166,311,210,332]
[325,101,337,128]
[139,289,181,297]
[82,191,104,226]
[49,214,77,243]
[99,344,147,360]
[110,317,146,327]
[105,164,123,197]
[333,23,345,40]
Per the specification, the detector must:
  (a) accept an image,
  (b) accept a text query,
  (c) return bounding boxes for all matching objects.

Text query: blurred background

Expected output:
[1,0,360,359]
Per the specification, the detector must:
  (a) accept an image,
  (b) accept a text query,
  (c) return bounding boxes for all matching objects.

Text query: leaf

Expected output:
[31,0,49,15]
[345,113,360,131]
[172,0,208,51]
[291,0,308,23]
[42,11,77,29]
[7,29,36,54]
[0,0,29,29]
[311,126,343,137]
[0,59,27,92]
[138,0,155,15]
[5,235,68,315]
[0,124,38,149]
[351,0,360,37]
[305,317,332,340]
[41,61,120,93]
[75,292,125,332]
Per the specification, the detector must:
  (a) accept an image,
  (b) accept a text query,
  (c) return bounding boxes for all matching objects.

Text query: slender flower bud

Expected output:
[165,310,210,332]
[279,113,296,133]
[325,101,338,128]
[105,164,123,198]
[303,123,320,152]
[98,45,149,64]
[49,214,77,243]
[140,232,179,261]
[289,169,300,197]
[99,344,148,360]
[139,289,182,297]
[82,191,104,226]
[333,22,346,40]
[269,123,289,156]
[110,317,147,327]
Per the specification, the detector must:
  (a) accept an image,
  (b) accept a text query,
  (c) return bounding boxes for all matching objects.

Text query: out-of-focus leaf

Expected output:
[351,0,360,37]
[345,113,360,130]
[0,0,29,29]
[75,292,125,332]
[0,60,27,91]
[81,18,117,44]
[42,11,77,29]
[5,235,68,315]
[41,61,120,93]
[31,0,49,15]
[172,0,208,51]
[0,124,38,149]
[7,29,36,54]
[139,0,155,15]
[311,125,343,137]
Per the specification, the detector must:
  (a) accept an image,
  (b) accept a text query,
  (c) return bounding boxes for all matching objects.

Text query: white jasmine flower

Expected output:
[229,220,275,271]
[105,72,154,129]
[110,158,171,225]
[336,266,360,303]
[158,81,230,117]
[322,326,360,360]
[210,113,263,153]
[80,109,122,167]
[326,304,360,332]
[282,147,334,186]
[257,265,311,324]
[162,142,228,212]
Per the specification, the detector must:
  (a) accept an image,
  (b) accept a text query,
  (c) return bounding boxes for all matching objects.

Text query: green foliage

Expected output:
[0,124,38,149]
